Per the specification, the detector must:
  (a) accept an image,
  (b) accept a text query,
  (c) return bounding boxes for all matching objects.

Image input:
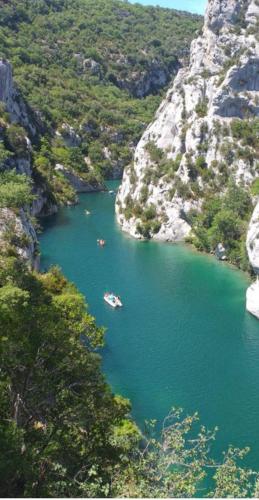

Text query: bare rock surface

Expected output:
[0,59,42,136]
[116,0,259,242]
[246,199,259,319]
[0,207,38,267]
[55,164,105,192]
[116,0,259,319]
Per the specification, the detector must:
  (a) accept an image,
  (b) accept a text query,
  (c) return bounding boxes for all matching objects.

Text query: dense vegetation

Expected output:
[0,105,77,210]
[0,0,201,192]
[0,170,33,209]
[0,242,259,497]
[186,181,253,270]
[1,1,259,496]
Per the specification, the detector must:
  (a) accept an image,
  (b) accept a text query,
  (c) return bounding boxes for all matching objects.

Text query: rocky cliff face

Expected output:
[109,58,180,98]
[0,207,39,268]
[0,60,55,266]
[0,60,40,266]
[0,59,104,266]
[247,199,259,274]
[246,199,259,318]
[54,164,106,193]
[0,59,43,137]
[116,0,259,241]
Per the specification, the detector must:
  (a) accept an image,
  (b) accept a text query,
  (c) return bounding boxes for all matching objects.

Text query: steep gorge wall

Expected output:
[0,59,43,138]
[116,0,259,317]
[117,0,259,239]
[0,60,103,267]
[0,60,40,266]
[246,199,259,318]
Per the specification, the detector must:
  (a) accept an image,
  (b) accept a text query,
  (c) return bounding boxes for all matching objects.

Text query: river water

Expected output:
[39,182,259,469]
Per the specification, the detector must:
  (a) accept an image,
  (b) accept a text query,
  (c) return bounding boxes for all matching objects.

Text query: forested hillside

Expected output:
[0,0,201,187]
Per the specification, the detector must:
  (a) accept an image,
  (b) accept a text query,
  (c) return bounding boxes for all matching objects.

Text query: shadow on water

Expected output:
[40,210,71,230]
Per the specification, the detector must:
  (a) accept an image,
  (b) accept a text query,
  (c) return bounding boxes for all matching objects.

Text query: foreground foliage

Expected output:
[0,248,258,497]
[0,255,136,497]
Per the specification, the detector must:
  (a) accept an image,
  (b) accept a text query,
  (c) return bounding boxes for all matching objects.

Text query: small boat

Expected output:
[85,210,91,215]
[104,292,123,308]
[109,190,114,194]
[97,239,106,247]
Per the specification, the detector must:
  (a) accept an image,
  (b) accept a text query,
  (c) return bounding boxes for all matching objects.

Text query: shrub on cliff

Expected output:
[0,170,33,208]
[190,182,252,269]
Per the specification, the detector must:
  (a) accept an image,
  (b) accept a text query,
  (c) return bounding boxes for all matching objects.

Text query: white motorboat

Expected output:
[104,292,123,308]
[85,210,91,215]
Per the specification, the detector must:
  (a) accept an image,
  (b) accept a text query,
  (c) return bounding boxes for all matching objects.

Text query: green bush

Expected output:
[0,170,33,208]
[5,125,28,157]
[195,99,208,118]
[189,182,252,268]
[145,141,164,163]
[251,178,259,196]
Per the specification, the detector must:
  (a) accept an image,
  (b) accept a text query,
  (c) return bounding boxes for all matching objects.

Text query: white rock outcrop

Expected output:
[0,208,39,268]
[56,123,81,147]
[246,200,259,318]
[246,279,259,319]
[247,199,259,273]
[54,164,105,192]
[116,0,259,241]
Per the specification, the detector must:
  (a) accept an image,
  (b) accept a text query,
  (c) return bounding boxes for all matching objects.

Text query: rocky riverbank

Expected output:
[116,0,259,318]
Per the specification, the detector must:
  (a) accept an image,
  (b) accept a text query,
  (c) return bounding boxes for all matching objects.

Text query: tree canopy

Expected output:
[0,249,258,497]
[0,0,202,191]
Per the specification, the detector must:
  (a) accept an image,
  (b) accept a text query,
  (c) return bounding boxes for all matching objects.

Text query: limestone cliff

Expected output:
[0,60,59,265]
[0,60,103,266]
[54,164,106,193]
[247,199,259,273]
[116,0,259,241]
[0,208,39,268]
[0,60,41,266]
[0,59,43,138]
[246,199,259,318]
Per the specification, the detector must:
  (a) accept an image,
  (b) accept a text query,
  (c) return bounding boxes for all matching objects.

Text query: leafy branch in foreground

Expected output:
[111,409,258,498]
[0,250,258,497]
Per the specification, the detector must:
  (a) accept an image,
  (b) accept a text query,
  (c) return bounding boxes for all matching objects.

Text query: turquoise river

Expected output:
[39,182,259,469]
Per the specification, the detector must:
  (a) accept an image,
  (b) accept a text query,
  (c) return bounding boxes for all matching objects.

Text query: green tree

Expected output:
[0,170,33,208]
[111,409,258,498]
[208,209,243,249]
[0,259,137,497]
[0,255,258,497]
[5,124,28,157]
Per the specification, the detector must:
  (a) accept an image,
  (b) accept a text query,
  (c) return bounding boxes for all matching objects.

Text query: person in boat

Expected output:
[97,239,106,246]
[104,292,123,307]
